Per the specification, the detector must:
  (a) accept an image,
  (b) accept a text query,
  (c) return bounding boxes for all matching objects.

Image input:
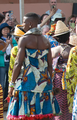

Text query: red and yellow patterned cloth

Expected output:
[46,23,56,36]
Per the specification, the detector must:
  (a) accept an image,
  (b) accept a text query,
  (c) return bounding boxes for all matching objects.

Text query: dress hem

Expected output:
[7,113,53,120]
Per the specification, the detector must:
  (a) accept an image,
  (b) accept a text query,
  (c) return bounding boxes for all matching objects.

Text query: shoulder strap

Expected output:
[60,44,71,54]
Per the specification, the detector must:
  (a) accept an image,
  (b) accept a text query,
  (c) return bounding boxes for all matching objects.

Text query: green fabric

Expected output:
[0,39,17,67]
[0,50,5,67]
[12,38,18,46]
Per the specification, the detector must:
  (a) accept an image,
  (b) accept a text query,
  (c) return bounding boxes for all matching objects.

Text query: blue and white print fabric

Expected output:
[44,35,59,48]
[72,85,77,120]
[7,49,61,117]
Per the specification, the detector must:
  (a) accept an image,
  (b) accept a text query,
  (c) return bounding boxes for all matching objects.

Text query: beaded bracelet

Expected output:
[9,82,16,88]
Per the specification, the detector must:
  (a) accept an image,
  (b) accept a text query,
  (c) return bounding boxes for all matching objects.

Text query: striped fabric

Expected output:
[0,84,4,120]
[53,72,72,120]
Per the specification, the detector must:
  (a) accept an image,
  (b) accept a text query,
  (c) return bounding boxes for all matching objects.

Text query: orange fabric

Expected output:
[46,24,56,35]
[14,25,25,37]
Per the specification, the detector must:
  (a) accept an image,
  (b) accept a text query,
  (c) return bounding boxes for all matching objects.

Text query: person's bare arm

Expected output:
[47,44,52,78]
[61,11,66,24]
[11,37,25,83]
[8,37,26,97]
[51,46,61,58]
[61,11,65,18]
[40,9,56,28]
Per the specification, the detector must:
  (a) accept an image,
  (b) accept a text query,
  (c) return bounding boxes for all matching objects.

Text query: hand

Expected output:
[5,13,10,22]
[51,7,56,15]
[6,37,12,45]
[8,87,14,97]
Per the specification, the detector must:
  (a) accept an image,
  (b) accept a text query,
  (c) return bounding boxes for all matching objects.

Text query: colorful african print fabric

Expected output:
[44,35,59,48]
[46,24,56,35]
[8,46,18,83]
[66,46,77,113]
[0,84,4,120]
[7,49,61,120]
[53,46,72,119]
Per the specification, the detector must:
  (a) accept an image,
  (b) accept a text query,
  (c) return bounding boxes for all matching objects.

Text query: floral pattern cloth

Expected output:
[8,46,18,83]
[44,35,59,48]
[66,46,77,113]
[7,48,61,120]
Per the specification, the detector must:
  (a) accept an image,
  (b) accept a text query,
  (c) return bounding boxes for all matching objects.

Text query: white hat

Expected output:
[69,35,77,46]
[53,20,70,37]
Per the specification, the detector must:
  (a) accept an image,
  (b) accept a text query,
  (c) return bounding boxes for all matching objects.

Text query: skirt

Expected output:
[53,72,72,120]
[7,90,61,120]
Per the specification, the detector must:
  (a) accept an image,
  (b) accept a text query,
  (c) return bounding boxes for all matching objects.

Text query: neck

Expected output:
[2,35,7,38]
[50,7,57,11]
[65,40,69,44]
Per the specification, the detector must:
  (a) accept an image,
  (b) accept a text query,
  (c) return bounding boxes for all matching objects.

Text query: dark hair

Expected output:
[56,32,70,43]
[67,14,76,26]
[40,13,51,23]
[0,13,5,23]
[25,13,40,24]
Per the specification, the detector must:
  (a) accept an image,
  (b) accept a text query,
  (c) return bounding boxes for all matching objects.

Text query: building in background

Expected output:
[0,0,75,24]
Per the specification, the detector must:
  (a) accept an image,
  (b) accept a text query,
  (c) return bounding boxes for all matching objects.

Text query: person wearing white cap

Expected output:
[51,20,72,119]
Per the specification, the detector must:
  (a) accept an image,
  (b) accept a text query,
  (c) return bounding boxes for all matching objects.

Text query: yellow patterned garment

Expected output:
[0,84,4,120]
[8,46,18,83]
[66,46,77,113]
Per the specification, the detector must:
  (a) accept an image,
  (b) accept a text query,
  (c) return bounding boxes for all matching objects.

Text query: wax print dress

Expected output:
[65,46,77,119]
[66,46,77,113]
[7,48,61,120]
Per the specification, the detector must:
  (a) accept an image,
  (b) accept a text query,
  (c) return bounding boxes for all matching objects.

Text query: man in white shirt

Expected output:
[46,0,66,25]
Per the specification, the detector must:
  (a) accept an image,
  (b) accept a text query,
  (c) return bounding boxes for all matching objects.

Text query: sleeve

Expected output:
[8,46,18,83]
[0,50,5,55]
[12,39,18,47]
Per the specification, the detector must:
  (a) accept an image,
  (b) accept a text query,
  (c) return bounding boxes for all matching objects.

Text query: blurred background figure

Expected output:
[0,23,17,101]
[67,14,76,35]
[0,13,7,120]
[66,35,77,114]
[41,25,50,35]
[8,24,25,83]
[46,0,65,25]
[51,20,72,120]
[2,10,19,37]
[6,16,19,33]
[37,13,51,28]
[2,10,13,23]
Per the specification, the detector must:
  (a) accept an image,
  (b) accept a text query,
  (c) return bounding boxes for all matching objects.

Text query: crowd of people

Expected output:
[0,0,77,120]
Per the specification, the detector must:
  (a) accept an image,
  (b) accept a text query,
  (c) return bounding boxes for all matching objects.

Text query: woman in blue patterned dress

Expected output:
[7,13,61,120]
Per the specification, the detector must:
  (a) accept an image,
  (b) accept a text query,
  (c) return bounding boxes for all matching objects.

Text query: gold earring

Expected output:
[29,25,31,28]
